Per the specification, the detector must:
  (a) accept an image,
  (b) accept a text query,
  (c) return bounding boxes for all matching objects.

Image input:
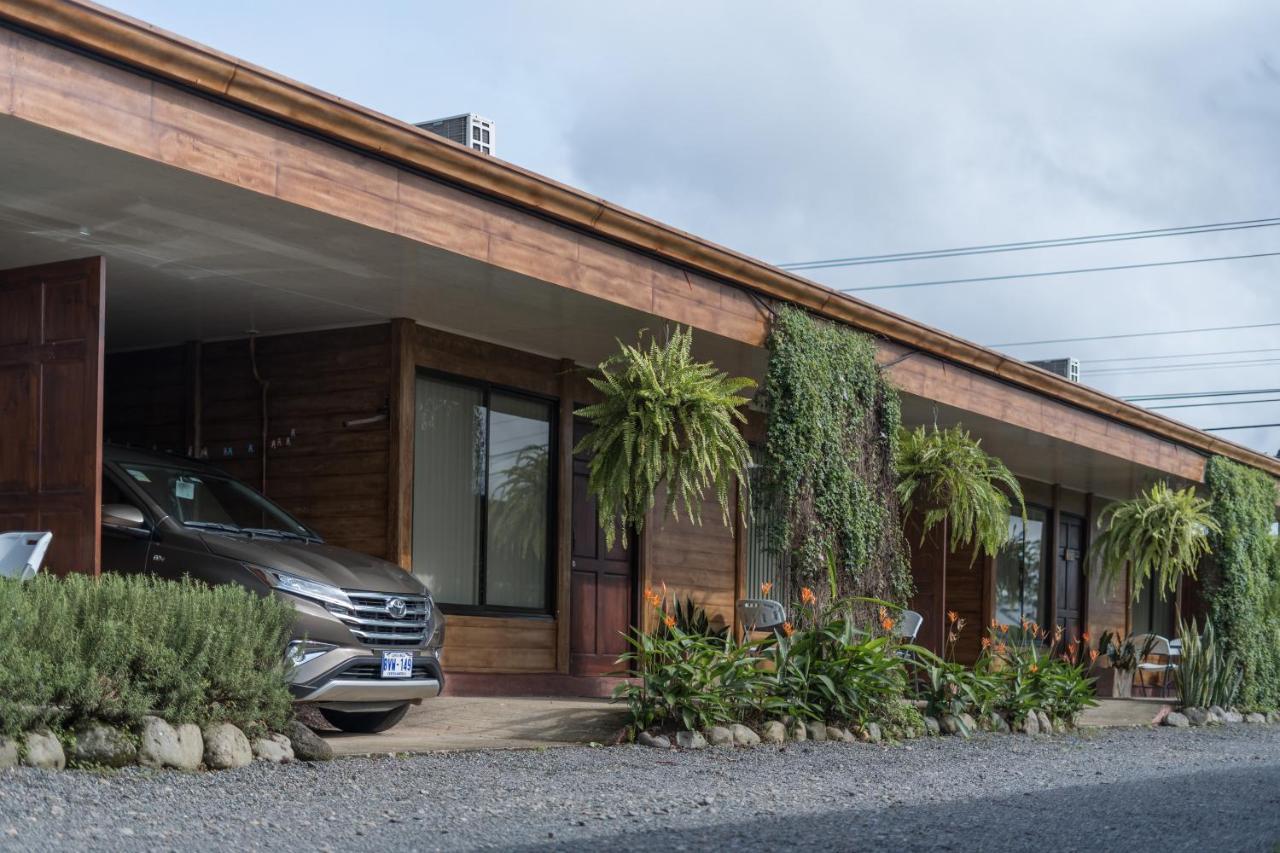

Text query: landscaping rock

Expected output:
[21,731,65,770]
[829,726,856,743]
[959,713,978,733]
[174,724,204,771]
[761,721,787,745]
[675,731,707,750]
[252,734,294,764]
[1020,714,1039,736]
[202,723,252,770]
[1244,712,1266,725]
[987,712,1010,734]
[1222,710,1244,725]
[788,722,807,742]
[923,716,941,736]
[804,721,827,742]
[731,724,761,747]
[138,717,182,770]
[285,721,332,762]
[1267,711,1280,725]
[0,737,18,769]
[637,731,671,749]
[706,726,734,747]
[1183,707,1209,727]
[939,714,965,737]
[863,722,882,744]
[1163,712,1189,728]
[1035,711,1053,735]
[1208,705,1227,724]
[71,723,136,768]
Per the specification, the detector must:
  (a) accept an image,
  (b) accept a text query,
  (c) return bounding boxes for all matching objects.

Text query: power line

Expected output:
[988,320,1280,348]
[1123,387,1280,402]
[840,249,1280,293]
[1084,346,1280,365]
[778,216,1280,271]
[1148,397,1280,411]
[1203,422,1280,432]
[1083,357,1280,377]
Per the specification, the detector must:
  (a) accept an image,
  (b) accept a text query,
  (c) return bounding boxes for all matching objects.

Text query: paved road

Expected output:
[1,725,1278,851]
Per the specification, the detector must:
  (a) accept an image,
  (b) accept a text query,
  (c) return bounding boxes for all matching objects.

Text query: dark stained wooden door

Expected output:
[569,421,634,676]
[1055,513,1085,642]
[0,257,105,576]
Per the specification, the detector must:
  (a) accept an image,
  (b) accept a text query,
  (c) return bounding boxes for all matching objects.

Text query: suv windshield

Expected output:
[116,462,317,541]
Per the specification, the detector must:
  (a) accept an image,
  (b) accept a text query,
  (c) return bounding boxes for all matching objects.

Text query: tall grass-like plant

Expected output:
[1088,482,1219,600]
[895,424,1025,562]
[1175,617,1242,710]
[575,326,755,548]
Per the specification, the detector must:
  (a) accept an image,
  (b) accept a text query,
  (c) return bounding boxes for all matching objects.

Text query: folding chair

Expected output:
[0,531,53,580]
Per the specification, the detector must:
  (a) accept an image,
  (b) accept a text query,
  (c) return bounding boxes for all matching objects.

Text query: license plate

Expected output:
[381,651,414,679]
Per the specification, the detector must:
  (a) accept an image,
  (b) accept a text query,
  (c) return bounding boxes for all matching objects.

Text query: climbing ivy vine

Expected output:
[1202,456,1280,709]
[758,306,910,604]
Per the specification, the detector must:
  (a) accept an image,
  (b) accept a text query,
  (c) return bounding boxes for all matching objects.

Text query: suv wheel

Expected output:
[320,703,411,733]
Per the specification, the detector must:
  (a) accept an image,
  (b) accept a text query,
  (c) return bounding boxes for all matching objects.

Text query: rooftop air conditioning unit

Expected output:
[415,113,495,156]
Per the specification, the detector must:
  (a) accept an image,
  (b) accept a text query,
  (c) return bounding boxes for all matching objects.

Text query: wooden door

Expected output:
[569,421,634,676]
[0,257,105,576]
[1055,513,1085,642]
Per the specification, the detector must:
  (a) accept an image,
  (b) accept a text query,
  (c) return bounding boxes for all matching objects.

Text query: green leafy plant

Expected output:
[895,424,1026,562]
[658,595,728,641]
[1088,481,1219,600]
[1096,630,1157,673]
[575,326,755,548]
[1175,616,1242,710]
[976,620,1096,725]
[0,574,295,738]
[1202,456,1280,708]
[759,306,910,604]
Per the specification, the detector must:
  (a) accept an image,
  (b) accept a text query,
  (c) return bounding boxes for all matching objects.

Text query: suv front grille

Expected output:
[326,591,431,647]
[339,660,438,680]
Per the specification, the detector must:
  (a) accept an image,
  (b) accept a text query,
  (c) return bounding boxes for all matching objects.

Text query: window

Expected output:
[995,505,1049,627]
[1130,573,1174,638]
[411,374,554,613]
[745,447,786,601]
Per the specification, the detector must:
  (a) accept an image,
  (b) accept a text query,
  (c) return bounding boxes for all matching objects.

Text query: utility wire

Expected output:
[1148,397,1280,411]
[1203,422,1280,432]
[988,320,1280,348]
[840,249,1280,293]
[778,216,1280,270]
[1123,387,1280,402]
[1084,357,1280,377]
[1083,346,1280,365]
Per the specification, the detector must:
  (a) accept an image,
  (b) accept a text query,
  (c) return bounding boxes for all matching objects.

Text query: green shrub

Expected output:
[1202,456,1280,709]
[0,574,295,737]
[1175,617,1242,710]
[975,620,1096,725]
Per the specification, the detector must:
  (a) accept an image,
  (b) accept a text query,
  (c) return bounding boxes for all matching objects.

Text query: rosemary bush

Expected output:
[895,424,1025,562]
[0,574,295,737]
[575,326,755,548]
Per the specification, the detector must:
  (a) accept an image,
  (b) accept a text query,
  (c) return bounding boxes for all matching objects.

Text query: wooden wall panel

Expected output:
[442,615,557,673]
[647,484,738,631]
[944,544,989,666]
[907,514,989,665]
[104,345,188,451]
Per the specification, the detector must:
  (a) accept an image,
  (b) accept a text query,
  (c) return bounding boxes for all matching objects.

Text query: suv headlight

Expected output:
[247,566,353,611]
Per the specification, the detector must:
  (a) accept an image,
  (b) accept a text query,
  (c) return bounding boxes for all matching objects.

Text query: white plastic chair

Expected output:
[1134,634,1177,697]
[0,532,53,580]
[736,598,787,642]
[897,610,924,642]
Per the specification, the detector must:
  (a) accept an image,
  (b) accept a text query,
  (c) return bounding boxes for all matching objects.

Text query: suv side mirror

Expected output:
[103,503,147,529]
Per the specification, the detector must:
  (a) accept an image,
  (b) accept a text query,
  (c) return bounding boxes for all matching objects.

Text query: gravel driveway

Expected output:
[1,725,1278,852]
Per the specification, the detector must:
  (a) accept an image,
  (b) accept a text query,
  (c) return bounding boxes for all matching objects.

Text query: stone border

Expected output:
[1162,706,1280,728]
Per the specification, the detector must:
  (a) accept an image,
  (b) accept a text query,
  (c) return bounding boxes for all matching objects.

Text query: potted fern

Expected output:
[574,326,755,548]
[895,424,1026,563]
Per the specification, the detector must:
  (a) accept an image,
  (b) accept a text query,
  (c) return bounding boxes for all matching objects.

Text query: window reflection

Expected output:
[995,506,1049,628]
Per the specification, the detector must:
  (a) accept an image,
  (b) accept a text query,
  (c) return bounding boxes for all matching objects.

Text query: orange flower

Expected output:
[981,636,991,649]
[999,623,1010,634]
[800,587,816,605]
[760,581,773,596]
[881,616,896,632]
[1067,642,1077,656]
[990,618,998,629]
[1089,649,1099,663]
[1029,663,1039,673]
[947,610,959,624]
[995,642,1007,655]
[781,621,794,637]
[1082,631,1091,644]
[663,614,676,629]
[1053,625,1064,643]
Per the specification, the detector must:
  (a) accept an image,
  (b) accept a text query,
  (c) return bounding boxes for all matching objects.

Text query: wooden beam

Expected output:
[555,359,574,674]
[386,318,415,570]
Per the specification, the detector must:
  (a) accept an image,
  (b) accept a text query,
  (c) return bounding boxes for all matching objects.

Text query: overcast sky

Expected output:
[109,1,1280,455]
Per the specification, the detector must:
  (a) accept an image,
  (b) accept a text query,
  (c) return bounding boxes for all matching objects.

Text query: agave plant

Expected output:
[895,424,1026,562]
[1088,482,1219,600]
[574,326,755,548]
[1175,617,1242,709]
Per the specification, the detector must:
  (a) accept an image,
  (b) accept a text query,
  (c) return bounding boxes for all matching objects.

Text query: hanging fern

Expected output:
[574,326,755,548]
[759,306,910,604]
[895,424,1025,563]
[1088,481,1219,600]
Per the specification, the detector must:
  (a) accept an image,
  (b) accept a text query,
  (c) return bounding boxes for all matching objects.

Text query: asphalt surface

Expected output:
[1,724,1278,852]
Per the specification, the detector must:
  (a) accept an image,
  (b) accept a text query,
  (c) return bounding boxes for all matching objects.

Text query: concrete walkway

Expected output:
[318,696,629,756]
[1078,697,1174,728]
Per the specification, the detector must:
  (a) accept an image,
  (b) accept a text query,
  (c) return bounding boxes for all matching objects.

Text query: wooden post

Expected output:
[732,475,747,639]
[386,319,416,570]
[555,359,575,674]
[1046,484,1061,632]
[1081,491,1094,638]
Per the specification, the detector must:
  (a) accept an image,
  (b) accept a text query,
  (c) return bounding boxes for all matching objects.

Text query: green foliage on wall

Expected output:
[758,306,910,604]
[575,326,755,548]
[1202,456,1280,709]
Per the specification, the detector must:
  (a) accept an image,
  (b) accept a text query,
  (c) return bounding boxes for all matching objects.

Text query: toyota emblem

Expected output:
[386,597,408,619]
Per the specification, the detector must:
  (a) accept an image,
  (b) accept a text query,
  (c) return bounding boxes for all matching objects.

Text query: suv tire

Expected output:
[320,703,411,733]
